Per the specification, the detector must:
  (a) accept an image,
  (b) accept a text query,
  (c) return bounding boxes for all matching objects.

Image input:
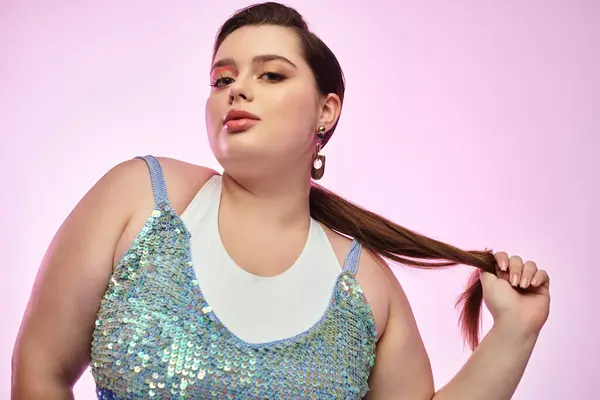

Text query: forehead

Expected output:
[214,25,305,65]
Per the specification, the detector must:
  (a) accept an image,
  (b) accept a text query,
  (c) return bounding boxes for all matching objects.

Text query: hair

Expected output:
[213,1,499,351]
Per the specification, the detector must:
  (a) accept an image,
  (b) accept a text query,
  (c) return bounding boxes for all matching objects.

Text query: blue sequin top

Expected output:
[90,155,378,399]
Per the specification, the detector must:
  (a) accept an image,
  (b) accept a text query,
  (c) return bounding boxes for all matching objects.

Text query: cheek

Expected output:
[205,95,225,136]
[268,88,318,136]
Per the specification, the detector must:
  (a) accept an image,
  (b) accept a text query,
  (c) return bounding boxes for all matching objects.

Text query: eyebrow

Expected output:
[211,54,298,72]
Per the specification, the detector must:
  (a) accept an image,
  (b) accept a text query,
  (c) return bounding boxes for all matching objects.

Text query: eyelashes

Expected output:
[209,71,287,88]
[210,77,235,88]
[261,71,287,83]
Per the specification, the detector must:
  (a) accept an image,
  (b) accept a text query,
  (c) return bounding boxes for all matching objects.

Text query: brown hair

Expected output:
[214,1,498,351]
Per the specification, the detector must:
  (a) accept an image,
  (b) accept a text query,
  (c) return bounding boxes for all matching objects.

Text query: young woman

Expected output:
[12,2,550,399]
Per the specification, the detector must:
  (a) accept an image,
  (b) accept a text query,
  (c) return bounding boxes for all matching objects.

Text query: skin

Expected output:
[11,25,550,399]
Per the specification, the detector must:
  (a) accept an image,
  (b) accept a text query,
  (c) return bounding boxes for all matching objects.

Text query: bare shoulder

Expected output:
[153,156,219,212]
[11,156,219,394]
[89,156,216,201]
[319,226,395,341]
[113,156,219,266]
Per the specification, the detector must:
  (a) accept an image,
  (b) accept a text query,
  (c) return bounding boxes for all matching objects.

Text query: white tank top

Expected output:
[180,175,343,344]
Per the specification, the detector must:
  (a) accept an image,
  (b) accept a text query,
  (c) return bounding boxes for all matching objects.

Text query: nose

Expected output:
[228,76,254,104]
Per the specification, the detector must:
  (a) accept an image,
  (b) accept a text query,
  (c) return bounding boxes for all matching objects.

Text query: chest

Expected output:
[92,206,377,399]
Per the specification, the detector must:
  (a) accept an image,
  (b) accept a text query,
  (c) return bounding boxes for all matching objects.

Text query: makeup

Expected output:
[210,66,237,86]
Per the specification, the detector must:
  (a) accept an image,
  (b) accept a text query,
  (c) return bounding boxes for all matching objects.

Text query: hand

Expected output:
[480,252,551,337]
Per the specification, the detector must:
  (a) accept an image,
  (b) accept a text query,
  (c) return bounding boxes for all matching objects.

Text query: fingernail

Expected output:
[511,274,519,286]
[531,279,539,287]
[500,261,508,271]
[520,277,529,288]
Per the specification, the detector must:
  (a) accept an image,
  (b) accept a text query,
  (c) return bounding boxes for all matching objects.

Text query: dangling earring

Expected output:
[311,126,327,180]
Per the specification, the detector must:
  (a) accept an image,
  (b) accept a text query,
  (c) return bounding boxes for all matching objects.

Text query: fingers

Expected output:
[531,269,550,289]
[519,260,538,288]
[494,251,509,271]
[508,255,524,287]
[494,251,550,293]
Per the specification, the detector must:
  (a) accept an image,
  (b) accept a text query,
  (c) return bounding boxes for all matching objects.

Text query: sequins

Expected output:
[90,202,377,399]
[201,306,212,314]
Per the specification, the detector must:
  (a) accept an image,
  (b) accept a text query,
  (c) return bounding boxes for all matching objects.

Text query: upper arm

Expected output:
[11,159,148,390]
[364,254,435,400]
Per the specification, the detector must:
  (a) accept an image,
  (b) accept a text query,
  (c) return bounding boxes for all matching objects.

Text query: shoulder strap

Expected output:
[135,155,170,206]
[342,239,362,274]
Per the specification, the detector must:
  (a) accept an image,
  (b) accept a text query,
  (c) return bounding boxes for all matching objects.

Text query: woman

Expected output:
[12,2,550,399]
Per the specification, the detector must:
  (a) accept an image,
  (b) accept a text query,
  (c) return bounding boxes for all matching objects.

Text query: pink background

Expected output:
[2,0,598,398]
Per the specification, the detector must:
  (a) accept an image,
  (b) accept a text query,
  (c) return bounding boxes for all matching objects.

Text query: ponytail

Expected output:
[309,183,498,351]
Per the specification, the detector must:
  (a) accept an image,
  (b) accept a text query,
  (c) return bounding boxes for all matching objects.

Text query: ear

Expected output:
[317,93,342,131]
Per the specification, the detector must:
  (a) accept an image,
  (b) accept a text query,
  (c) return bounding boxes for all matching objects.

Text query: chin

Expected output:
[216,136,263,164]
[220,125,265,150]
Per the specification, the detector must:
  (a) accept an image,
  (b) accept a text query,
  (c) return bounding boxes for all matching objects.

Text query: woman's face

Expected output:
[205,25,333,178]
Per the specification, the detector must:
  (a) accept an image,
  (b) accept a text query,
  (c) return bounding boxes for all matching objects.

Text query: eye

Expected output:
[260,72,286,82]
[209,71,286,88]
[210,77,235,88]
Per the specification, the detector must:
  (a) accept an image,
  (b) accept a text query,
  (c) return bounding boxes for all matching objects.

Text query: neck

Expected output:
[220,169,312,228]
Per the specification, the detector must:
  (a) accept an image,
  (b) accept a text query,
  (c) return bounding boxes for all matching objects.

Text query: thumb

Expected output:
[479,270,498,287]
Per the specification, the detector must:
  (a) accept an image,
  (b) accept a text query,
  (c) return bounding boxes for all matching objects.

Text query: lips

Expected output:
[223,109,260,133]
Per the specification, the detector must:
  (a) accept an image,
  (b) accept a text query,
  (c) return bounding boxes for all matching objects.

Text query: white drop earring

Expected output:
[311,126,326,180]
